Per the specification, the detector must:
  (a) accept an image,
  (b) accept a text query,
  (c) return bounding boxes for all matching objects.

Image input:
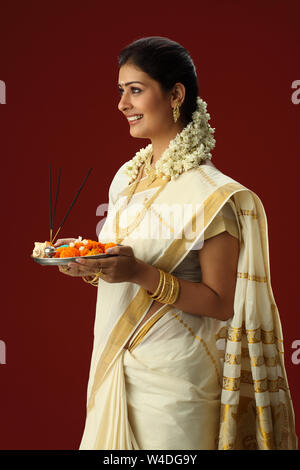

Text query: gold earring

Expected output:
[173,103,180,123]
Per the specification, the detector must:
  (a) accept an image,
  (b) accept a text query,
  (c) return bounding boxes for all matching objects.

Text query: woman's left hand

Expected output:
[60,245,141,283]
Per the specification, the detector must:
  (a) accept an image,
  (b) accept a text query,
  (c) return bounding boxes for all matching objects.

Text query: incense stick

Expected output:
[52,167,61,232]
[52,167,93,244]
[49,163,53,243]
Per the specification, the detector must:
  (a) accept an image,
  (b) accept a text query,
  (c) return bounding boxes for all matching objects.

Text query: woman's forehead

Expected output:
[118,64,148,82]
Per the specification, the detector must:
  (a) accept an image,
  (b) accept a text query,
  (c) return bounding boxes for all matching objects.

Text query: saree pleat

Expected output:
[80,350,139,450]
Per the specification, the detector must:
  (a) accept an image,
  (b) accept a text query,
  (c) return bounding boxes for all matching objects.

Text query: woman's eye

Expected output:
[118,87,141,96]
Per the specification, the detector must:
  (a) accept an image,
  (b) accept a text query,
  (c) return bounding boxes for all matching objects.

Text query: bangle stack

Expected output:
[147,268,180,304]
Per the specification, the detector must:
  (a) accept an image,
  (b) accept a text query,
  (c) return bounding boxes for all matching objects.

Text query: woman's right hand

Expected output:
[54,238,76,247]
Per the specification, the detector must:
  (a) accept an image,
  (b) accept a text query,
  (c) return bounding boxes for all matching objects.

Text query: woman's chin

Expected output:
[129,127,149,139]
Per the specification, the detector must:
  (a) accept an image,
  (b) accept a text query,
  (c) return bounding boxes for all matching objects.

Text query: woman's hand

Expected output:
[58,245,142,283]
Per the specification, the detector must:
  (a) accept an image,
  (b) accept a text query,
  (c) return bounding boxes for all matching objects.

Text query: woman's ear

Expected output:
[170,82,186,106]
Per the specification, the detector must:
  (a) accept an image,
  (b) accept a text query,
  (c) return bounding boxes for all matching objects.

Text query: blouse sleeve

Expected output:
[204,201,239,241]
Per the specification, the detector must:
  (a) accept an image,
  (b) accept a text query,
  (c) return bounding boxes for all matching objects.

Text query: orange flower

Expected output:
[104,242,117,253]
[59,247,80,258]
[80,248,90,256]
[75,242,84,249]
[53,247,65,258]
[86,248,103,256]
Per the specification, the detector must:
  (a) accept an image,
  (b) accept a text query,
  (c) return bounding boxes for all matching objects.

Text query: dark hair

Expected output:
[118,36,198,126]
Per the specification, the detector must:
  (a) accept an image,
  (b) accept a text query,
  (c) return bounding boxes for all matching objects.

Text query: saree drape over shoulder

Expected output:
[80,161,297,450]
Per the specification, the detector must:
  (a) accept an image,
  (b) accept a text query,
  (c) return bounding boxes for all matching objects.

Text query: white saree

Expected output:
[79,161,297,450]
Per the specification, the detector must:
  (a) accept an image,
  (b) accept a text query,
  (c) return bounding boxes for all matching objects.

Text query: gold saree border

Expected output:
[128,304,171,353]
[219,400,294,450]
[87,287,152,410]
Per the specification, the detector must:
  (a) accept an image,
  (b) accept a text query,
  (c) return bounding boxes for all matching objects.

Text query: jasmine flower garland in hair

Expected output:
[125,97,216,182]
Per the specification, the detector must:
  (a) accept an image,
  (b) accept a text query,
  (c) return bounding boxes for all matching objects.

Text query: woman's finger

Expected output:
[67,261,101,276]
[105,244,133,257]
[58,265,75,275]
[74,258,102,270]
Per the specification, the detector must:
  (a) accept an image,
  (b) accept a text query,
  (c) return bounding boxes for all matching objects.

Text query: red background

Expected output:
[0,0,299,450]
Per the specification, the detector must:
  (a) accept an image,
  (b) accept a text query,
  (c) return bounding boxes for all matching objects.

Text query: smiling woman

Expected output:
[58,36,297,450]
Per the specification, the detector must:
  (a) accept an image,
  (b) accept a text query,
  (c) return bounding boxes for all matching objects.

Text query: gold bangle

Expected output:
[159,273,180,304]
[148,268,164,298]
[82,268,103,287]
[147,268,164,299]
[162,272,175,302]
[168,275,180,304]
[156,272,172,303]
[154,270,167,300]
[163,274,175,304]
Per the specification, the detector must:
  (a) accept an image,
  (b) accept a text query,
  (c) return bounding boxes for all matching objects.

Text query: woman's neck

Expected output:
[150,122,184,167]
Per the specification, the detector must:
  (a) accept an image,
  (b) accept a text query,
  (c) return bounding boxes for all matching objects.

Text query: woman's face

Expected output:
[117,63,175,140]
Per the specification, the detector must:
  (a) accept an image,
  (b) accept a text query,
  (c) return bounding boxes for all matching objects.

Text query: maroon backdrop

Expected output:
[0,0,299,450]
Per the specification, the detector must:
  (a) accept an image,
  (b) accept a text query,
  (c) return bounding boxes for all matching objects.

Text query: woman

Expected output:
[56,37,297,450]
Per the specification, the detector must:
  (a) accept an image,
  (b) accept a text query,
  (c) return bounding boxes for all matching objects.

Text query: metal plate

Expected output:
[31,253,118,266]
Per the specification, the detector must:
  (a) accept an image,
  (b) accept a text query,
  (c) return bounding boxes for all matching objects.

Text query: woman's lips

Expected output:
[128,115,144,125]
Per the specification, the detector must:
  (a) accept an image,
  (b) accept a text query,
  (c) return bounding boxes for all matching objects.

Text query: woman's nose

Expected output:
[118,92,132,112]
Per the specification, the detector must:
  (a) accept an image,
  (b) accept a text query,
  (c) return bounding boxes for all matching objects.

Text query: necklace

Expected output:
[114,157,170,244]
[144,151,157,186]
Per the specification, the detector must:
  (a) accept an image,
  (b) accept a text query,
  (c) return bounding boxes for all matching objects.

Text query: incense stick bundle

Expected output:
[51,167,93,244]
[49,163,53,242]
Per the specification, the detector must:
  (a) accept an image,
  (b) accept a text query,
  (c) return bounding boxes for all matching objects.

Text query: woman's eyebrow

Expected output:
[117,81,145,87]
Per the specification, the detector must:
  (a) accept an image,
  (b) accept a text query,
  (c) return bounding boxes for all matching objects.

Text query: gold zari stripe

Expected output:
[128,305,171,353]
[237,209,258,219]
[222,372,288,393]
[225,349,279,367]
[237,272,267,283]
[226,325,276,344]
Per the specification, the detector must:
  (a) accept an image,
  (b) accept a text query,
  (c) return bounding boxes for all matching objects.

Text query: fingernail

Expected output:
[106,248,113,253]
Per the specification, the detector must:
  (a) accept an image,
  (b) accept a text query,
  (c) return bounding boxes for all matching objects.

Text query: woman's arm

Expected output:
[61,232,239,322]
[131,231,239,322]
